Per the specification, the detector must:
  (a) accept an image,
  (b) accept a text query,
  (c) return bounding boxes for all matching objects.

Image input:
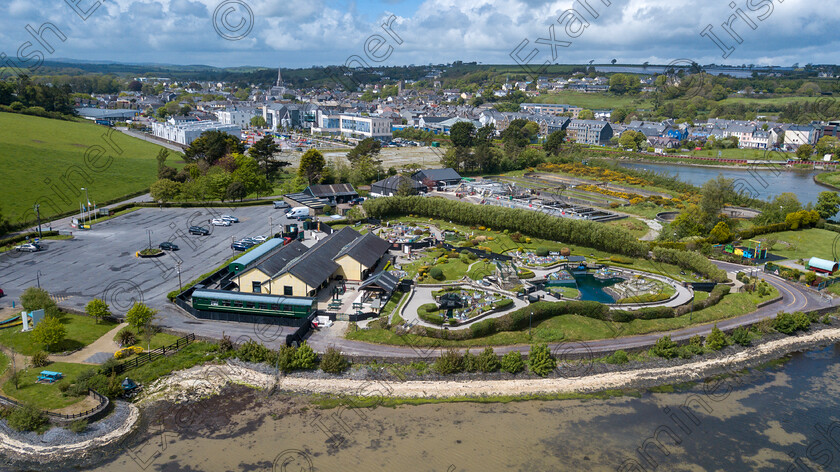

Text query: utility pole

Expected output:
[34,204,42,238]
[529,311,533,338]
[177,261,182,292]
[36,271,41,289]
[147,230,152,250]
[81,187,90,224]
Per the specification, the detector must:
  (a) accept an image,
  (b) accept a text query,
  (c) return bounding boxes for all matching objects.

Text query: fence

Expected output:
[0,388,109,423]
[113,333,195,374]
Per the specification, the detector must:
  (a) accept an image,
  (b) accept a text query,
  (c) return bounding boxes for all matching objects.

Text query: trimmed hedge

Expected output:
[0,230,60,247]
[364,196,648,257]
[417,303,444,325]
[652,247,728,282]
[674,284,730,316]
[736,222,789,240]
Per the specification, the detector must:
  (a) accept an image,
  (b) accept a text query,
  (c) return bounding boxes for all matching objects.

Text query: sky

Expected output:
[1,0,838,70]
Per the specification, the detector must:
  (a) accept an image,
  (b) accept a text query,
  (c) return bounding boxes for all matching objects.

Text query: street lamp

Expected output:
[177,261,182,292]
[36,271,42,289]
[34,204,42,238]
[81,187,90,224]
[147,230,152,250]
[529,311,533,338]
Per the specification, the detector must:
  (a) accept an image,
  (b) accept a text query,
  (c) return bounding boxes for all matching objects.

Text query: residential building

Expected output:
[566,120,613,145]
[784,124,820,150]
[216,107,261,128]
[151,121,241,145]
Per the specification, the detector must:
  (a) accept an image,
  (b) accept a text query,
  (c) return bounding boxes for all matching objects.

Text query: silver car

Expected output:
[14,243,41,252]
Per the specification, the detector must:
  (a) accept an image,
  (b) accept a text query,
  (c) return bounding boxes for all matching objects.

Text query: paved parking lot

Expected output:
[0,205,303,318]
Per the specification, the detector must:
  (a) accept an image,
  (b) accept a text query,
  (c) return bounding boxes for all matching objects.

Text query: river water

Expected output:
[82,343,840,472]
[618,162,830,205]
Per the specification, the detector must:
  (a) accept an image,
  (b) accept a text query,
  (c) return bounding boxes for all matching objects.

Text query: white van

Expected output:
[285,206,310,219]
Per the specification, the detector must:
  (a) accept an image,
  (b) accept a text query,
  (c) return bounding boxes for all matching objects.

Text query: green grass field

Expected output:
[759,228,839,262]
[530,91,652,109]
[2,362,91,410]
[0,314,117,355]
[815,172,840,190]
[0,112,175,226]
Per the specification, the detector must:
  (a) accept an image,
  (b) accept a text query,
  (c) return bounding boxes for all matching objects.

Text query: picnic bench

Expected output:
[37,371,63,383]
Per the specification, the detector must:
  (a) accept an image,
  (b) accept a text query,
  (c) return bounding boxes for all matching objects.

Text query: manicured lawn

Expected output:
[0,350,8,376]
[758,228,839,262]
[606,218,650,239]
[0,314,118,355]
[114,327,181,353]
[0,112,177,226]
[346,289,774,347]
[546,286,580,299]
[2,362,92,410]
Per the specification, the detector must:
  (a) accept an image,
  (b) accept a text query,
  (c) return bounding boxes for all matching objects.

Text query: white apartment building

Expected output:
[151,121,241,146]
[338,114,392,140]
[216,107,260,128]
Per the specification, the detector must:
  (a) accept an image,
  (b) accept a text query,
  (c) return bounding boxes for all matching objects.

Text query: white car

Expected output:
[251,235,267,242]
[220,215,239,223]
[14,243,41,252]
[211,218,231,226]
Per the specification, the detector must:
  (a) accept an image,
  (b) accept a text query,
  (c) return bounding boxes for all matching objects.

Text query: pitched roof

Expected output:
[372,175,423,193]
[359,271,400,293]
[306,183,358,198]
[414,168,462,182]
[257,240,309,278]
[336,232,392,267]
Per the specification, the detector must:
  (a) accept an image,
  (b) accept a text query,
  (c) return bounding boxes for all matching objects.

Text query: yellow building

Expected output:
[233,227,391,297]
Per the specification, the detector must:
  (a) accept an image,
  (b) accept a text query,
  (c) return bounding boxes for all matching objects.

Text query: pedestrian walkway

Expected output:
[49,322,128,365]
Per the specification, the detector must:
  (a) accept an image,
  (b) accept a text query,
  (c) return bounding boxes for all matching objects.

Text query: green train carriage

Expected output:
[191,288,315,319]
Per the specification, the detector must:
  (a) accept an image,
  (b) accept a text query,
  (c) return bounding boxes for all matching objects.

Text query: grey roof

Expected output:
[372,175,423,194]
[281,227,368,287]
[336,232,392,267]
[191,288,315,307]
[360,271,399,293]
[285,192,329,209]
[258,240,309,277]
[413,168,462,182]
[306,183,358,198]
[229,238,287,273]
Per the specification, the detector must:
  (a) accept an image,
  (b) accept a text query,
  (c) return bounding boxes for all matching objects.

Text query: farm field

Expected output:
[0,112,175,227]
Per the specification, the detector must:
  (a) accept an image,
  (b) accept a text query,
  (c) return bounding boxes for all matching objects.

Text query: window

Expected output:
[271,304,280,310]
[284,286,294,296]
[245,302,255,308]
[233,301,243,308]
[252,281,261,293]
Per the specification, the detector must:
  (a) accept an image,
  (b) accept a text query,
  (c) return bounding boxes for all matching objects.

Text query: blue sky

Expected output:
[1,0,837,69]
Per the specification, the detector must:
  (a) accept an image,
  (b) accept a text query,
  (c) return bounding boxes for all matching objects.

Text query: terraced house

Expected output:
[566,119,613,146]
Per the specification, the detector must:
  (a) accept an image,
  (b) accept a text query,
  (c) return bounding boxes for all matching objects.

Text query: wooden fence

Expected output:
[113,333,195,374]
[0,389,109,422]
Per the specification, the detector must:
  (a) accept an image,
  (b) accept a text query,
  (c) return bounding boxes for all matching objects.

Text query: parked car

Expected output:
[231,242,251,251]
[159,242,179,251]
[297,215,312,222]
[220,215,239,223]
[0,288,4,297]
[274,201,291,210]
[349,197,365,206]
[211,218,231,226]
[189,226,210,236]
[14,243,41,252]
[251,235,267,242]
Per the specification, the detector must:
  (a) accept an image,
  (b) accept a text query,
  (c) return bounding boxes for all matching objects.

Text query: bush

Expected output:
[320,347,349,373]
[7,404,48,432]
[500,351,524,374]
[429,267,445,280]
[293,342,318,370]
[731,327,751,346]
[773,311,811,335]
[433,349,464,374]
[528,344,556,377]
[605,350,629,364]
[67,419,88,433]
[705,325,729,351]
[31,351,50,367]
[476,347,500,372]
[236,340,273,363]
[536,247,549,257]
[652,247,728,282]
[462,350,479,372]
[418,303,444,325]
[115,328,136,346]
[650,336,679,359]
[277,346,297,372]
[218,334,234,353]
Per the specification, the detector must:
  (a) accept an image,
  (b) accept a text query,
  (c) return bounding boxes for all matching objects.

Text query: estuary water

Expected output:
[85,343,840,472]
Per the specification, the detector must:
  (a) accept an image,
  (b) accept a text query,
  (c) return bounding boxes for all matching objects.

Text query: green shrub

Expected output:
[528,344,556,377]
[650,336,679,359]
[476,347,500,372]
[31,351,50,368]
[705,326,729,351]
[462,350,479,372]
[277,346,297,372]
[500,351,524,374]
[7,404,48,432]
[293,342,317,370]
[67,419,88,433]
[433,349,464,374]
[822,314,832,325]
[429,267,445,280]
[731,327,751,346]
[536,247,549,257]
[236,340,273,363]
[320,347,349,373]
[418,303,444,325]
[605,350,629,364]
[773,311,811,335]
[115,327,136,346]
[218,334,234,353]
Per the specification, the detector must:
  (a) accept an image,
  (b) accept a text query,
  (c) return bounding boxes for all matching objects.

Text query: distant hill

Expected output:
[0,112,174,228]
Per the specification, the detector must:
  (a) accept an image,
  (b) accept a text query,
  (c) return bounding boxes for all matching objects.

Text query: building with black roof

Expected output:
[234,227,391,297]
[370,174,425,197]
[304,183,359,204]
[412,168,462,187]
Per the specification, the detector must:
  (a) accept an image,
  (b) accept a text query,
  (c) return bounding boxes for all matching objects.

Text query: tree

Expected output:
[32,315,66,350]
[183,130,245,165]
[578,109,595,120]
[705,325,729,350]
[500,351,524,374]
[708,221,732,243]
[226,181,247,201]
[528,344,556,377]
[125,303,157,333]
[20,287,60,318]
[619,130,645,151]
[150,179,182,202]
[155,148,170,172]
[127,80,142,92]
[248,135,288,178]
[346,138,382,164]
[85,299,110,324]
[298,149,326,185]
[449,121,476,148]
[795,144,814,160]
[250,116,267,128]
[700,175,737,220]
[543,130,566,155]
[816,191,840,219]
[815,136,839,159]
